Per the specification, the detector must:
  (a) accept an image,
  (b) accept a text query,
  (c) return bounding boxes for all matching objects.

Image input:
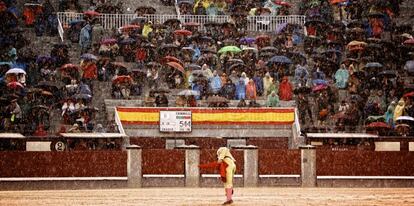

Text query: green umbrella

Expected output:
[218,46,242,54]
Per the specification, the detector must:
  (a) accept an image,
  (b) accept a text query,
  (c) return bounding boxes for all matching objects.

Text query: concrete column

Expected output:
[233,145,258,187]
[176,145,200,187]
[127,145,142,188]
[300,145,316,187]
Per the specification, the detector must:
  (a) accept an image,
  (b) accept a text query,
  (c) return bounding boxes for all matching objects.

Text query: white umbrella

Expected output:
[177,90,200,96]
[396,116,414,122]
[6,68,26,75]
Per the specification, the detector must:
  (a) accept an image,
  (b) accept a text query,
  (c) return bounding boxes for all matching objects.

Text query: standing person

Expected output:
[91,18,104,54]
[199,147,236,205]
[79,21,92,54]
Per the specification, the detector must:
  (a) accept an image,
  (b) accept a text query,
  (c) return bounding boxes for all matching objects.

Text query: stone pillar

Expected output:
[176,145,200,187]
[300,145,316,187]
[127,145,142,188]
[233,145,258,187]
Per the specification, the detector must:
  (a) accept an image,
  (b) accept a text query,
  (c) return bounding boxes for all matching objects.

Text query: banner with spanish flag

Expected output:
[116,107,295,125]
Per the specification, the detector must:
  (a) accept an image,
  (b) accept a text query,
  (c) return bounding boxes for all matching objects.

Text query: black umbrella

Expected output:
[36,81,64,90]
[377,70,396,78]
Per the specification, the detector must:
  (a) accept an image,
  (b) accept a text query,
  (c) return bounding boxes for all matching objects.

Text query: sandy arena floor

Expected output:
[1,187,414,206]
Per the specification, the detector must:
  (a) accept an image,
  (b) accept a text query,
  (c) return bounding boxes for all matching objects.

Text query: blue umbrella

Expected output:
[239,37,255,44]
[80,53,98,61]
[119,38,136,45]
[267,55,292,65]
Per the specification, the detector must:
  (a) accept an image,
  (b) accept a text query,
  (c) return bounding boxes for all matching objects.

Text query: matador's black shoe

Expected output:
[222,200,233,205]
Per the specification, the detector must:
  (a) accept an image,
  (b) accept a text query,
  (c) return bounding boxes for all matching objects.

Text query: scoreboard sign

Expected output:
[160,111,192,132]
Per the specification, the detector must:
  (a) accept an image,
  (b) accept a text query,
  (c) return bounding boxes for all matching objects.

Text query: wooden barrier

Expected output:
[258,149,301,175]
[0,151,127,177]
[142,149,185,174]
[317,150,414,176]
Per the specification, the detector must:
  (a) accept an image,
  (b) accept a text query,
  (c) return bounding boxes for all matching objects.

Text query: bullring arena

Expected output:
[2,188,414,206]
[1,0,414,205]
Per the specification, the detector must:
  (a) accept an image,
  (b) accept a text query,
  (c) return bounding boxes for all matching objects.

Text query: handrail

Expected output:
[56,12,306,36]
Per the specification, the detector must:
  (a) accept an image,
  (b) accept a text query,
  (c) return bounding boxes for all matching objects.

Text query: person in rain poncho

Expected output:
[201,64,213,79]
[199,147,236,205]
[334,64,350,89]
[263,72,274,96]
[142,21,153,38]
[245,79,257,100]
[267,91,280,107]
[294,63,309,87]
[393,99,405,122]
[235,78,246,100]
[279,76,293,101]
[385,101,397,126]
[209,70,222,94]
[79,22,92,54]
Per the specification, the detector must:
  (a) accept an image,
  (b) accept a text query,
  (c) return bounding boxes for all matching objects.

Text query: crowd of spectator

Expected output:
[0,0,413,137]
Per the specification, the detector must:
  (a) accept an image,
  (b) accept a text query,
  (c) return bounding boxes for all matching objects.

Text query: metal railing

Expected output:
[57,15,64,42]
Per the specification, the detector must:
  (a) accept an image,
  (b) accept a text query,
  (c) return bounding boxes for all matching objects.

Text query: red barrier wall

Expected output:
[317,150,414,176]
[142,149,185,174]
[248,138,289,149]
[259,149,301,174]
[130,138,166,149]
[199,149,244,174]
[0,151,127,177]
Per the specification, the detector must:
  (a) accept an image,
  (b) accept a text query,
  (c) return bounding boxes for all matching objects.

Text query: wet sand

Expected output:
[1,187,414,206]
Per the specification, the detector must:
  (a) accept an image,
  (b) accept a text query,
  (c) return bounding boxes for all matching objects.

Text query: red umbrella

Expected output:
[7,82,24,89]
[100,38,117,45]
[366,122,390,129]
[274,0,292,7]
[84,10,100,16]
[329,0,346,4]
[174,29,193,36]
[403,91,414,98]
[60,64,79,72]
[112,75,133,84]
[312,84,328,92]
[404,38,414,45]
[163,56,183,66]
[256,35,270,42]
[166,62,185,73]
[119,25,140,32]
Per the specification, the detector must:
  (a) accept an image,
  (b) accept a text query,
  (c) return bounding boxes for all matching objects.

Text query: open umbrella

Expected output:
[396,116,414,123]
[403,91,414,98]
[174,29,192,36]
[239,37,255,44]
[112,75,133,84]
[119,25,140,32]
[7,82,24,89]
[6,68,26,75]
[312,84,328,92]
[119,38,136,45]
[60,64,79,72]
[71,93,92,100]
[83,10,100,16]
[160,44,179,50]
[404,39,414,45]
[177,89,200,96]
[364,62,383,70]
[100,38,117,45]
[377,70,396,78]
[111,62,128,69]
[166,62,185,73]
[260,46,278,53]
[405,60,414,74]
[80,53,98,61]
[36,81,64,90]
[163,56,183,66]
[187,64,201,70]
[267,55,292,65]
[227,59,244,65]
[365,122,390,129]
[229,63,247,71]
[218,46,242,54]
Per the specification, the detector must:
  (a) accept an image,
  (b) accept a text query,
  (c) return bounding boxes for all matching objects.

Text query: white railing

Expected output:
[57,15,64,42]
[57,12,305,37]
